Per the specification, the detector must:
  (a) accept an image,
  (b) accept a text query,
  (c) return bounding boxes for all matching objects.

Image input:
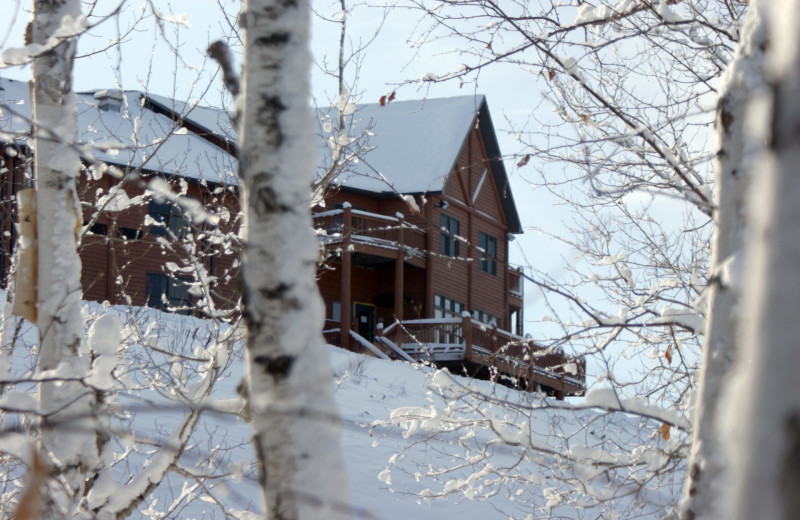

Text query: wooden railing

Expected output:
[381,315,585,397]
[313,207,427,259]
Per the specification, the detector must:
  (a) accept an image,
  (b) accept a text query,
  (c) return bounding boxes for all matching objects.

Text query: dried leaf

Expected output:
[580,114,590,123]
[379,95,386,107]
[547,69,556,80]
[665,344,673,364]
[387,91,396,103]
[517,154,531,167]
[659,423,671,441]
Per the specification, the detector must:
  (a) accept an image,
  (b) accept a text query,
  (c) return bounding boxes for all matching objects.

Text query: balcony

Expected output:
[313,207,427,267]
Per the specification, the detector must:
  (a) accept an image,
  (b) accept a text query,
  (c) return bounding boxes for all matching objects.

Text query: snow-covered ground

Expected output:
[1,301,686,519]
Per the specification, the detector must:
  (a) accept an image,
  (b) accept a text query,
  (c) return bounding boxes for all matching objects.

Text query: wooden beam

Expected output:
[394,216,404,323]
[341,204,352,350]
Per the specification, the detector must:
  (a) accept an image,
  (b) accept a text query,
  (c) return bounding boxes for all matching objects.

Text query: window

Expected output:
[331,301,341,323]
[118,227,142,240]
[434,294,464,343]
[148,199,189,237]
[434,294,464,319]
[479,231,497,275]
[440,214,460,258]
[86,222,108,236]
[472,309,498,327]
[146,273,192,314]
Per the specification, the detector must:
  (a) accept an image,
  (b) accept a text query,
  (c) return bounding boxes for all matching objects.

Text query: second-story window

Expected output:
[440,214,460,258]
[146,273,192,314]
[479,231,498,275]
[148,199,189,237]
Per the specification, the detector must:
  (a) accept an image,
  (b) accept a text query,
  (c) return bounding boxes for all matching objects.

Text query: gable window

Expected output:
[479,231,497,275]
[440,214,460,258]
[146,273,192,314]
[148,199,189,237]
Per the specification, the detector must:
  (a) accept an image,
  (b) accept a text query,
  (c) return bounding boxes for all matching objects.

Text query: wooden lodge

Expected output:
[313,96,585,398]
[0,77,585,398]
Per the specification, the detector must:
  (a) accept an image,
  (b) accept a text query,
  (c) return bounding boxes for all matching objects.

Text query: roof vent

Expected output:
[94,89,124,112]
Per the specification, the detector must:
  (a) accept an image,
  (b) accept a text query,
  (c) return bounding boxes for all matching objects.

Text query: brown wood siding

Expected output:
[74,171,241,314]
[430,125,511,327]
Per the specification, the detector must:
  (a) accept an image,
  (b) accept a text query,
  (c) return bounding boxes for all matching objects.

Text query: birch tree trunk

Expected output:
[30,0,99,512]
[681,2,769,517]
[238,1,351,518]
[720,1,800,517]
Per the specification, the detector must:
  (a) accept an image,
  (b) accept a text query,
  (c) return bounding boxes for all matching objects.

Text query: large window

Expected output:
[434,294,464,344]
[479,231,498,275]
[146,273,192,314]
[148,199,189,237]
[440,214,460,258]
[434,294,464,319]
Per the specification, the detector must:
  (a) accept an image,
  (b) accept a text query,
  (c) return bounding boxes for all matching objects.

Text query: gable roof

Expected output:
[0,77,238,185]
[320,95,522,233]
[0,78,521,233]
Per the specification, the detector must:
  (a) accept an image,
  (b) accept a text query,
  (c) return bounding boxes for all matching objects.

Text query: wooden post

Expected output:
[425,199,435,318]
[394,214,405,323]
[462,311,472,360]
[503,251,509,330]
[467,211,474,312]
[341,203,352,350]
[517,268,524,336]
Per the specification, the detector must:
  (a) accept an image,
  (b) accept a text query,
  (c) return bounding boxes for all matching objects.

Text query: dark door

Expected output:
[354,303,375,342]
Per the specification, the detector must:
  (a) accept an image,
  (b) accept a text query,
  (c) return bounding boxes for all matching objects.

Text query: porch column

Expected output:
[394,215,404,323]
[425,199,435,318]
[502,247,509,330]
[341,203,352,350]
[462,311,472,360]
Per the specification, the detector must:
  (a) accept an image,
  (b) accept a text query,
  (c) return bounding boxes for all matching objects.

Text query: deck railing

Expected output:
[380,315,585,396]
[313,207,426,259]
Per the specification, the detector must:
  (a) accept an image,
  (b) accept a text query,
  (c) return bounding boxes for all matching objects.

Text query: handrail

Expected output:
[384,317,585,394]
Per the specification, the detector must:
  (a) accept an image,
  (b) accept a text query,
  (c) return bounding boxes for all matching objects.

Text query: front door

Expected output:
[354,303,375,342]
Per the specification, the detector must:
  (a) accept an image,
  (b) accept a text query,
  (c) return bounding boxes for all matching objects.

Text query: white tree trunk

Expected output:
[30,0,98,512]
[682,2,769,517]
[238,1,351,519]
[720,1,800,518]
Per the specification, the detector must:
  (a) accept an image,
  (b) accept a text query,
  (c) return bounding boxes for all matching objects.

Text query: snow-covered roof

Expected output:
[318,96,482,194]
[0,78,520,232]
[143,92,237,143]
[0,77,238,185]
[319,95,522,233]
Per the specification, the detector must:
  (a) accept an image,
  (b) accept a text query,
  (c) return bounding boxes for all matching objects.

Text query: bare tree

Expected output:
[362,1,751,517]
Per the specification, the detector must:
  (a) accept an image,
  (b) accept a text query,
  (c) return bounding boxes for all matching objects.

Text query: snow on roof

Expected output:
[1,78,520,231]
[318,95,484,195]
[144,92,237,143]
[0,77,238,185]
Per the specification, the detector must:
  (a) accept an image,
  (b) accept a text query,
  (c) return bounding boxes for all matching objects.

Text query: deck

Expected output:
[324,315,585,398]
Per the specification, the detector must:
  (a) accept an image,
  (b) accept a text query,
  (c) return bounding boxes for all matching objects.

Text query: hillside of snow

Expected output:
[0,300,686,519]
